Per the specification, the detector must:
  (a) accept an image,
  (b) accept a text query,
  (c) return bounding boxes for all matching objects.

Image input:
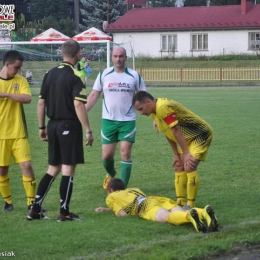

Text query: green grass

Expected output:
[1,86,260,259]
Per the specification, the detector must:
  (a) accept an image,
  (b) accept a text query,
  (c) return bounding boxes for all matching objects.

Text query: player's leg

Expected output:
[118,121,135,187]
[0,139,13,211]
[101,119,118,189]
[119,141,133,187]
[173,158,187,206]
[56,119,84,221]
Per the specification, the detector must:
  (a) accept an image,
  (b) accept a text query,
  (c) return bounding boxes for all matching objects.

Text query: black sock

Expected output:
[32,173,55,212]
[59,176,73,215]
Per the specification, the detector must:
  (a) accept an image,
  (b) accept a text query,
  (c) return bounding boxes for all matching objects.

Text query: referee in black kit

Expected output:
[27,39,94,221]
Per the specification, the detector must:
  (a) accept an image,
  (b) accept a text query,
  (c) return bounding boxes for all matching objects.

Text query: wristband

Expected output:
[39,126,46,130]
[87,131,92,134]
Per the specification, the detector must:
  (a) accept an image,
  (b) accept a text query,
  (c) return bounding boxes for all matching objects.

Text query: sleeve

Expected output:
[106,194,123,215]
[135,72,146,92]
[72,75,87,103]
[158,102,178,128]
[19,77,31,96]
[92,71,103,92]
[39,72,48,99]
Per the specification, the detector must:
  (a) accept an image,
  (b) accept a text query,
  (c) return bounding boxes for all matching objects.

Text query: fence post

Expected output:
[220,67,222,82]
[180,68,183,82]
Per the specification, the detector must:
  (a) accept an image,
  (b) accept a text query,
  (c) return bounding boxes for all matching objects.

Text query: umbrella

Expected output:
[30,28,70,42]
[71,27,112,41]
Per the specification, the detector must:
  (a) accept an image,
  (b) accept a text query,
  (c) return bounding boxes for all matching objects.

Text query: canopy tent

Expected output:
[30,28,70,42]
[71,27,112,41]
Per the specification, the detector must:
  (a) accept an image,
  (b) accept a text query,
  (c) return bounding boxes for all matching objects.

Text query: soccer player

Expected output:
[132,91,213,209]
[0,50,37,212]
[95,178,218,233]
[77,56,89,85]
[27,40,94,221]
[85,46,146,189]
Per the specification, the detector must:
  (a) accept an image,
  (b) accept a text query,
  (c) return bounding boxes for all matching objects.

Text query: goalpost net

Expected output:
[0,40,135,95]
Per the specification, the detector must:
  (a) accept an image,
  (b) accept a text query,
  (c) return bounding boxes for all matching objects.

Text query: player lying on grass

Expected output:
[95,178,218,233]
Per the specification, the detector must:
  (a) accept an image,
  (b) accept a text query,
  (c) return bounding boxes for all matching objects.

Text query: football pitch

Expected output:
[1,86,260,260]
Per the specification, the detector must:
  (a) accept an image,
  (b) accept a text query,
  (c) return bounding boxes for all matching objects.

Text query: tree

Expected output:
[79,0,126,31]
[149,0,176,7]
[30,0,70,21]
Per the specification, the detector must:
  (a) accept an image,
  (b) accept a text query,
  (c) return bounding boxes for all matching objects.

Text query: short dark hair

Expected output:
[108,178,125,191]
[132,91,154,106]
[3,50,24,65]
[62,39,80,58]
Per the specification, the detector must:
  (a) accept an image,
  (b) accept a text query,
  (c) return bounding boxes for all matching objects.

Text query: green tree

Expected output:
[80,0,126,31]
[149,0,176,7]
[30,0,70,21]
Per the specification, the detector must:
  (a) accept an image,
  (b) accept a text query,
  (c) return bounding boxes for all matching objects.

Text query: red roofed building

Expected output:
[106,0,260,58]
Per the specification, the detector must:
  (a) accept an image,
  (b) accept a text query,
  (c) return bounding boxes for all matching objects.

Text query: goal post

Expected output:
[0,39,135,95]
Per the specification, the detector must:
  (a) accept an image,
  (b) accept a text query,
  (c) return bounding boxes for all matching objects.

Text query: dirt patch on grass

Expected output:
[207,244,260,260]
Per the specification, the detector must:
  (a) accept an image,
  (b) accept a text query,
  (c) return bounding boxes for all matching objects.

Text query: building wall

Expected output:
[112,29,258,58]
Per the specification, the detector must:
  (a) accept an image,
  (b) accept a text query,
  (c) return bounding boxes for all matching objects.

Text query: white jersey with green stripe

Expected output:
[93,67,146,121]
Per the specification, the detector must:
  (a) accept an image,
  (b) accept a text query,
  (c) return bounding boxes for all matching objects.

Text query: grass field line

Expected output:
[68,219,260,260]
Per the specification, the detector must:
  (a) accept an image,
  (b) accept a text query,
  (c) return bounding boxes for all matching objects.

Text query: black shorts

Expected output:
[47,119,84,165]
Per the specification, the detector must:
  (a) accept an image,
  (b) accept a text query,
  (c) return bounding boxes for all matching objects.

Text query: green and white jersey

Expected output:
[93,67,146,121]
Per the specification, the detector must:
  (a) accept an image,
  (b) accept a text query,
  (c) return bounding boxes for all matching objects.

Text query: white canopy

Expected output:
[72,27,112,41]
[30,28,70,42]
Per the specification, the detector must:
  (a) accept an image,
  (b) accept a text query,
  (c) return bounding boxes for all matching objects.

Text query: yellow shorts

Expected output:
[0,138,32,166]
[179,134,213,161]
[139,196,178,221]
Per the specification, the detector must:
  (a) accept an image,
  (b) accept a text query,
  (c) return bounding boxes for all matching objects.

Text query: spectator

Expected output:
[25,70,33,85]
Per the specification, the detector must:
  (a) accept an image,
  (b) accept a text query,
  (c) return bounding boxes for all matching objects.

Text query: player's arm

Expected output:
[85,89,101,112]
[171,125,189,154]
[0,92,31,104]
[37,98,47,141]
[95,207,127,216]
[74,100,94,146]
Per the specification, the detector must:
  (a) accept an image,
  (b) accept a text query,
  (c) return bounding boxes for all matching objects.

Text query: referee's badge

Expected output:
[80,88,86,95]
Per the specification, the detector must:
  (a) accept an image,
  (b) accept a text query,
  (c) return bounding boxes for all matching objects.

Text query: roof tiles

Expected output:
[106,4,260,32]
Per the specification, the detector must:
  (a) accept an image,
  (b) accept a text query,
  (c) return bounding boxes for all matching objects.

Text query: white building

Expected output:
[106,0,260,58]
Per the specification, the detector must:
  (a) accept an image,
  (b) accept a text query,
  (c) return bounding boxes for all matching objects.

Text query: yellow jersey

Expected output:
[0,75,31,139]
[150,98,212,144]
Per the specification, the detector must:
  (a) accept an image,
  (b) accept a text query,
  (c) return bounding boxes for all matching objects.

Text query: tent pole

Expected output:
[107,40,110,68]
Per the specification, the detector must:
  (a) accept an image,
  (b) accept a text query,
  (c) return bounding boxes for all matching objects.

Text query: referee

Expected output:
[27,40,94,221]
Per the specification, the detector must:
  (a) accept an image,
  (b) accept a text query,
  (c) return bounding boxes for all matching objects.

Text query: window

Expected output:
[191,34,208,51]
[161,35,177,52]
[249,32,260,50]
[27,3,31,14]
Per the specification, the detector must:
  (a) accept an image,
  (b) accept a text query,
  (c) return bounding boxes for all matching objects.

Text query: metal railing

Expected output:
[136,67,260,82]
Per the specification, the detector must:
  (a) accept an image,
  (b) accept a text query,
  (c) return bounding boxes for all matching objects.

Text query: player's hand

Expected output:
[85,132,94,146]
[153,121,158,133]
[95,207,110,212]
[39,129,48,141]
[183,153,197,171]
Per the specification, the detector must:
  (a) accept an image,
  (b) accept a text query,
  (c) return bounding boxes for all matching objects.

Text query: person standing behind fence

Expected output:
[27,39,94,221]
[132,91,213,210]
[85,46,146,190]
[0,50,37,212]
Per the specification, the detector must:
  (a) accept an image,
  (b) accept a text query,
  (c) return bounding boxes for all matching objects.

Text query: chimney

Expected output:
[241,0,253,15]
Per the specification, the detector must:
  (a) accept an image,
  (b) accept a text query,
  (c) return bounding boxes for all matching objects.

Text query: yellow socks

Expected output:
[187,171,199,207]
[0,174,12,204]
[167,210,190,225]
[174,171,187,206]
[22,175,36,206]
